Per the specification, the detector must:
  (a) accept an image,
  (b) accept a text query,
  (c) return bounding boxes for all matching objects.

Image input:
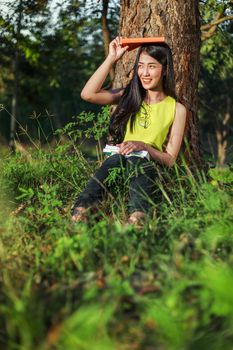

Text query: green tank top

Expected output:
[123,96,176,151]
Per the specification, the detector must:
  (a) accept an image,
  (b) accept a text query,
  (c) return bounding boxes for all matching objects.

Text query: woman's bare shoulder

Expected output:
[175,101,186,115]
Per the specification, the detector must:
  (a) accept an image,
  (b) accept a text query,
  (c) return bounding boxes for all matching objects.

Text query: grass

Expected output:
[0,111,233,349]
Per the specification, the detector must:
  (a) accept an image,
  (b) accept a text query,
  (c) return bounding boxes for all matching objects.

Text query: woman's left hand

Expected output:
[117,141,147,155]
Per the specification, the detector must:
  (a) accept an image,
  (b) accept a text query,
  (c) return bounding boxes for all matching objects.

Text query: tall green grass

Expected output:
[0,108,233,350]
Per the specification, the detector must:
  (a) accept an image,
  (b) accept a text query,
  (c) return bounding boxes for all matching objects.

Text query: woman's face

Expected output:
[137,51,163,91]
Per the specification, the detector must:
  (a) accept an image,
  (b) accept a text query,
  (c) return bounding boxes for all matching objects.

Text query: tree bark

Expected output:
[10,0,23,151]
[215,96,231,166]
[113,0,202,166]
[101,0,115,81]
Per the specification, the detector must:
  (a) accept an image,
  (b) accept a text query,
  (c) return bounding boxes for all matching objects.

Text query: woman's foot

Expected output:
[128,211,146,226]
[71,206,88,222]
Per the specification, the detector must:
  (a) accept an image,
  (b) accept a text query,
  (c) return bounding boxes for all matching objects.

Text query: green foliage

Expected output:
[0,144,233,350]
[208,166,233,183]
[198,182,230,212]
[200,263,233,317]
[2,144,94,199]
[55,105,110,141]
[0,0,119,142]
[56,302,116,350]
[0,1,233,348]
[198,0,233,164]
[199,1,233,163]
[143,300,187,350]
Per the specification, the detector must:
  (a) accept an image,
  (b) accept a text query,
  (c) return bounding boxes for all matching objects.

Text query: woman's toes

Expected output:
[128,211,145,226]
[71,207,88,222]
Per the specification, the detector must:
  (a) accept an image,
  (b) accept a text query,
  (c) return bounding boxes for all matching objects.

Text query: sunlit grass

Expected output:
[0,111,232,349]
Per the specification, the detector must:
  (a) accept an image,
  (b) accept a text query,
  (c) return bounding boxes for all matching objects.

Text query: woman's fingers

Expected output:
[109,37,119,52]
[118,141,145,154]
[119,142,134,154]
[110,36,120,49]
[109,36,128,60]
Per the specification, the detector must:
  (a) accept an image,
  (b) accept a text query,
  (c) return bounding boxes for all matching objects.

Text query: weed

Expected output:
[0,109,233,350]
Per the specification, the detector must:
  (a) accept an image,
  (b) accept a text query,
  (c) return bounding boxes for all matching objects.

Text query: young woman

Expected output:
[71,36,186,224]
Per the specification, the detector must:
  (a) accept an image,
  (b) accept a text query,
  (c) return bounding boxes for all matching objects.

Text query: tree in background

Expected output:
[100,0,120,80]
[47,0,119,123]
[200,0,233,41]
[0,0,119,146]
[0,0,50,149]
[113,0,233,166]
[113,0,201,165]
[199,0,233,165]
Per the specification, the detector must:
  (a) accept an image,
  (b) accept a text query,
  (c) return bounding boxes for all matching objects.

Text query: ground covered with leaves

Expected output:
[0,143,233,350]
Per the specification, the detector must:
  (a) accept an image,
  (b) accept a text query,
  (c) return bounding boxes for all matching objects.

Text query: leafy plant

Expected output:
[54,106,110,142]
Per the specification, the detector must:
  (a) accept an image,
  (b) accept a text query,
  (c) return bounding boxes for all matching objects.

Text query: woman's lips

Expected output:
[142,79,151,84]
[141,79,152,84]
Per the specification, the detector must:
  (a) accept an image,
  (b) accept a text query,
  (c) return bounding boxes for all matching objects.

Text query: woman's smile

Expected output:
[141,78,152,83]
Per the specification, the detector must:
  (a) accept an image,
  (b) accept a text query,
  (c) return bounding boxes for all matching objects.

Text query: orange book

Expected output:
[120,37,165,51]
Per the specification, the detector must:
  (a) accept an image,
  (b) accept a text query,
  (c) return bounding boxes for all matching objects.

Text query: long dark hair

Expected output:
[108,43,177,143]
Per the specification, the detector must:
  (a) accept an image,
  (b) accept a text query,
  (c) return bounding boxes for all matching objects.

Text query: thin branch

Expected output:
[201,14,233,31]
[201,12,233,41]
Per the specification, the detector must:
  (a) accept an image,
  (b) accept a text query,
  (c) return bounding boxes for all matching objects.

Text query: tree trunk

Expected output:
[10,0,23,151]
[113,0,202,166]
[101,0,115,81]
[215,96,231,166]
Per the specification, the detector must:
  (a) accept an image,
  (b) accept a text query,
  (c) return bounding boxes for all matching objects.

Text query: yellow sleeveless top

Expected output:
[123,96,176,151]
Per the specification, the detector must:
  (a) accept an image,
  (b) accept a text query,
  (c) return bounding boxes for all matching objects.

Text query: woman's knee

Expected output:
[102,153,126,168]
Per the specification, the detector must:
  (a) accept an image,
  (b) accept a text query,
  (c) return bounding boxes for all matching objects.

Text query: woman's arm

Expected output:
[117,102,187,167]
[81,37,128,105]
[164,102,187,165]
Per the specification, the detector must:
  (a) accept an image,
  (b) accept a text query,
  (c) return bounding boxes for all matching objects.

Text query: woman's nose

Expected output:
[142,66,149,76]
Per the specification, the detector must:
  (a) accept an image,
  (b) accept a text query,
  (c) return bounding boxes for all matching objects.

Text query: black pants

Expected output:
[72,154,158,214]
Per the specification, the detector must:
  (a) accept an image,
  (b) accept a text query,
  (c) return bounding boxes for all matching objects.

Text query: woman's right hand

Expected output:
[80,36,127,105]
[108,36,129,63]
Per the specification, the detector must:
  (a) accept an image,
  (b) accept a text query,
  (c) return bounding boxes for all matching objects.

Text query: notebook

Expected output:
[120,36,165,51]
[103,144,150,160]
